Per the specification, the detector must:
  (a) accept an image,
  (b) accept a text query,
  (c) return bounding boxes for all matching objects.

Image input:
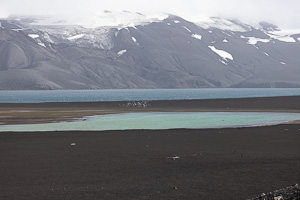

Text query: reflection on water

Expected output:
[1,112,300,132]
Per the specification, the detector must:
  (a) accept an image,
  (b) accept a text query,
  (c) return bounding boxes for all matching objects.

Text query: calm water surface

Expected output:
[0,88,300,103]
[1,112,300,132]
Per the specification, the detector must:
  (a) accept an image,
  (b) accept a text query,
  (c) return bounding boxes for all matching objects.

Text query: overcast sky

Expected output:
[1,0,300,29]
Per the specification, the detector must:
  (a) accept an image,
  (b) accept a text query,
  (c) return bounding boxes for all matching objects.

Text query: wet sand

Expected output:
[0,96,300,199]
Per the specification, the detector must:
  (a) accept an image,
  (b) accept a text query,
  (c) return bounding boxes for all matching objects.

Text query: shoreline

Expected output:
[1,96,300,125]
[0,114,300,133]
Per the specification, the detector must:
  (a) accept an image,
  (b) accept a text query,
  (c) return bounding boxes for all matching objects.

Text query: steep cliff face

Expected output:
[0,14,300,90]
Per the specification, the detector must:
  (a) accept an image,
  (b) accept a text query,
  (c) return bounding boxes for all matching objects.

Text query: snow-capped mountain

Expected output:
[0,12,300,89]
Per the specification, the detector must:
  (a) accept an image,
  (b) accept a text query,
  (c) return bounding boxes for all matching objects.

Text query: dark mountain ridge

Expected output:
[0,14,300,90]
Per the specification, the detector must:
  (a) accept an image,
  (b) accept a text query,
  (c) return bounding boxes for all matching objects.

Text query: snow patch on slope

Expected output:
[67,34,85,40]
[246,37,270,45]
[43,33,54,43]
[270,29,300,35]
[174,20,180,24]
[132,37,137,43]
[28,34,39,39]
[11,28,24,32]
[276,36,295,43]
[208,46,233,61]
[223,39,228,43]
[265,30,298,43]
[38,42,46,47]
[219,59,228,65]
[183,26,191,32]
[191,34,202,40]
[117,49,127,57]
[132,36,139,45]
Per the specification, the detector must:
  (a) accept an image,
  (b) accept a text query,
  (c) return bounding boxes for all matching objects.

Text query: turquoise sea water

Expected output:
[1,88,300,103]
[1,112,300,132]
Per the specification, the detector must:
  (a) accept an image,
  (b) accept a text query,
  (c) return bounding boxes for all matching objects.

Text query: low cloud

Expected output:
[1,0,299,29]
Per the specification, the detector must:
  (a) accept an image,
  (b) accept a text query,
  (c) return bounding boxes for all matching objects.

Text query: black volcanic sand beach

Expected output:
[0,96,300,200]
[1,126,300,200]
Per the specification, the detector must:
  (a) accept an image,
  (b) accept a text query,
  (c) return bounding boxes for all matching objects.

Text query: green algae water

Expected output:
[1,112,300,132]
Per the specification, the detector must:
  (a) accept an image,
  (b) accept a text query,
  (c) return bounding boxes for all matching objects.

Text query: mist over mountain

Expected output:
[1,11,300,90]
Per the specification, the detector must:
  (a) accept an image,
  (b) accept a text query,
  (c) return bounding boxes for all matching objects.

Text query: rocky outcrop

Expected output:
[248,184,300,200]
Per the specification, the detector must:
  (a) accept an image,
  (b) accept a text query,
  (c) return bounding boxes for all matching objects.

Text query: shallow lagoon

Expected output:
[1,112,300,132]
